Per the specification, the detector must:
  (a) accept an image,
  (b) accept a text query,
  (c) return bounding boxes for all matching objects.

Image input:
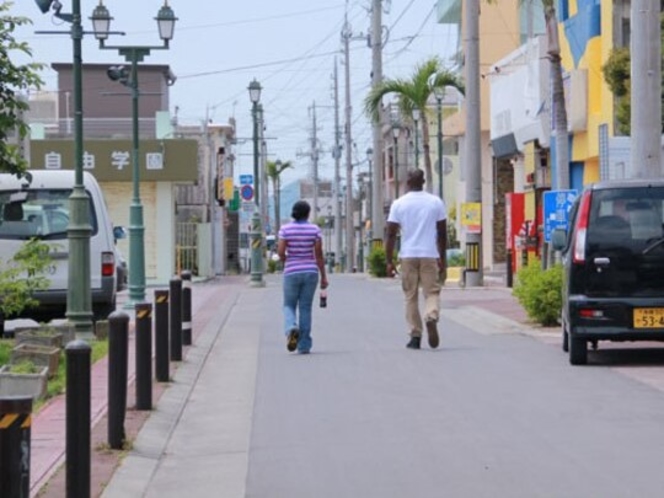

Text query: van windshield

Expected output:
[586,187,664,296]
[0,189,98,240]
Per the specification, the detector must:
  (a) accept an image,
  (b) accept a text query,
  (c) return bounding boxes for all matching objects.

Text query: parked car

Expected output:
[0,170,124,335]
[552,179,664,365]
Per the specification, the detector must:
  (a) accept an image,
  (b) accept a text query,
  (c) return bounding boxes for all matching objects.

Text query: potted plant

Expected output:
[0,360,49,400]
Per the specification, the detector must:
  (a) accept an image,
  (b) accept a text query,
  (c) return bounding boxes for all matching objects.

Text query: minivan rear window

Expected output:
[587,188,664,249]
[0,189,98,240]
[585,186,664,297]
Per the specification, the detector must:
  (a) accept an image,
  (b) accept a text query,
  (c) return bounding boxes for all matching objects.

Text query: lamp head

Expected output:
[90,2,113,41]
[248,79,262,104]
[412,107,421,122]
[107,65,129,85]
[34,0,54,14]
[156,1,178,42]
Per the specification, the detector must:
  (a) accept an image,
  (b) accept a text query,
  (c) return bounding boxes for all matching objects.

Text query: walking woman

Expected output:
[277,200,329,354]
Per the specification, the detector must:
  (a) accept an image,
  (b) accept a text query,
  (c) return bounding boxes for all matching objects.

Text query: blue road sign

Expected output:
[543,189,578,242]
[239,174,253,185]
[240,184,254,202]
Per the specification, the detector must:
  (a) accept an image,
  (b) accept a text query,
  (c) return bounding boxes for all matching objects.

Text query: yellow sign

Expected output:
[224,178,234,200]
[461,202,481,234]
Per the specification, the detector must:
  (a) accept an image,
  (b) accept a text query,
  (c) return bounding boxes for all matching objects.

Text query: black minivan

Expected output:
[552,179,664,365]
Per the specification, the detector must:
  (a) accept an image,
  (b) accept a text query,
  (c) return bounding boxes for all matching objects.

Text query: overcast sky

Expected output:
[12,0,457,185]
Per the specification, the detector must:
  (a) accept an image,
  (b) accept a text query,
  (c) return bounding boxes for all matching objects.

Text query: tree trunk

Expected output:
[546,6,570,189]
[421,118,434,193]
[275,177,281,233]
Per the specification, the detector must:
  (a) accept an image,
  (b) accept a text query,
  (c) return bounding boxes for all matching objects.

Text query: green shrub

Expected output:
[512,262,563,326]
[267,258,280,273]
[447,252,465,267]
[0,238,52,318]
[367,246,387,277]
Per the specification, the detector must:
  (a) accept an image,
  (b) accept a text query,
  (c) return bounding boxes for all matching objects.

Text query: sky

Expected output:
[11,0,458,186]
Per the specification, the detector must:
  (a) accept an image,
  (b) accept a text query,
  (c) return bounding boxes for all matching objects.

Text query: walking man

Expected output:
[385,168,447,349]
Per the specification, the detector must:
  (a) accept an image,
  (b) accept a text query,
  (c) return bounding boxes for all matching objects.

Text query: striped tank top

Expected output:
[278,221,321,275]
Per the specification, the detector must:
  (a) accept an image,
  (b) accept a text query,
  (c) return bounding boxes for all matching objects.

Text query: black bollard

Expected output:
[154,289,170,383]
[107,311,129,450]
[506,249,513,288]
[181,270,192,346]
[135,303,153,411]
[0,396,32,498]
[170,277,183,362]
[66,340,91,498]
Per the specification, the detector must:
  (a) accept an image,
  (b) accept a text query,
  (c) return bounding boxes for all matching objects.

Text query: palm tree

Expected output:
[364,57,464,192]
[265,159,292,233]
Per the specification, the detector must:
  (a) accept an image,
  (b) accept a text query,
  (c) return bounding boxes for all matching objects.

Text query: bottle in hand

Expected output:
[319,290,327,308]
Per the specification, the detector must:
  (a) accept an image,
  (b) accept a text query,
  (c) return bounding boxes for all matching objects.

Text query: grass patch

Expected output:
[0,337,109,411]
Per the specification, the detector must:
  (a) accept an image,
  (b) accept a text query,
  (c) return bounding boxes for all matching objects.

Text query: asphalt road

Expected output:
[105,274,664,498]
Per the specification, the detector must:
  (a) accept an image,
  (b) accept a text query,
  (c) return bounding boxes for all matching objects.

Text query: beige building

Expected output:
[437,0,545,270]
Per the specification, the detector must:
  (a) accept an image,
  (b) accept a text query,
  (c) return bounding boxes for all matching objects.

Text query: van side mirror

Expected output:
[551,228,567,251]
[113,226,127,243]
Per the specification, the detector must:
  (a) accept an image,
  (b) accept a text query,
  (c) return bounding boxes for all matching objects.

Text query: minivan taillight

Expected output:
[102,251,115,277]
[573,192,592,263]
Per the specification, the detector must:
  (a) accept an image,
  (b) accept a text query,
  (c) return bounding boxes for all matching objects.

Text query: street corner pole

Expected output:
[249,209,265,287]
[464,0,484,287]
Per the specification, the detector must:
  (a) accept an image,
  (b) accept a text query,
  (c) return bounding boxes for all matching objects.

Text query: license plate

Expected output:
[633,308,664,329]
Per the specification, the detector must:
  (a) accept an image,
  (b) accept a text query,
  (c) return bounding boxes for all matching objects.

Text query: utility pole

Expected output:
[342,14,355,272]
[369,0,384,245]
[464,0,483,287]
[296,102,322,222]
[333,59,343,269]
[258,104,269,233]
[630,0,662,177]
[311,101,319,217]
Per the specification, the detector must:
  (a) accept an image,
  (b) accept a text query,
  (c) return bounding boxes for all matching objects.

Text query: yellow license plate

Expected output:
[633,308,664,329]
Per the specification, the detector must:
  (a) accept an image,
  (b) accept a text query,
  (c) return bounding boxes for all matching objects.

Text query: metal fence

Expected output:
[176,222,198,275]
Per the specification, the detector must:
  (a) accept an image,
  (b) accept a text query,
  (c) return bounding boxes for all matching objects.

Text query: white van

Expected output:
[0,170,124,334]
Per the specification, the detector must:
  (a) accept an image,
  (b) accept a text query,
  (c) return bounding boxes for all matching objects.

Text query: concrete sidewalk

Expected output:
[28,276,246,497]
[28,272,538,497]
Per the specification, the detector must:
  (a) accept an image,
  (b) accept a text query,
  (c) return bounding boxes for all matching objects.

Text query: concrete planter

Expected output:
[0,365,49,400]
[14,327,64,349]
[11,343,61,378]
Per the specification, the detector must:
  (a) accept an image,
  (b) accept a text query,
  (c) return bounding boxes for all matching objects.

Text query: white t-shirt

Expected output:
[387,191,447,258]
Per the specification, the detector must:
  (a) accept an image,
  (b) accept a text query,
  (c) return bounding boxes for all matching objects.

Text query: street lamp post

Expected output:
[391,125,400,199]
[248,78,265,287]
[412,106,421,169]
[91,1,178,307]
[433,86,445,199]
[34,0,99,338]
[366,147,373,245]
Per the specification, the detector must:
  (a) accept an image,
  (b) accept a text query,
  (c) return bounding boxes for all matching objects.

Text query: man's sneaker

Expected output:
[426,319,439,349]
[287,328,299,352]
[406,336,421,349]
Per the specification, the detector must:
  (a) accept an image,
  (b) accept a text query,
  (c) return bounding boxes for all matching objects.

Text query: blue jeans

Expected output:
[283,271,319,352]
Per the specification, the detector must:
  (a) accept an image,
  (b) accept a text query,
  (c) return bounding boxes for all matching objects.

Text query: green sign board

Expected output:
[30,139,199,182]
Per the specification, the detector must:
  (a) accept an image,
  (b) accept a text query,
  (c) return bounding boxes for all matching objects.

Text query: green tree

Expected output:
[265,159,292,234]
[364,57,464,192]
[602,13,664,135]
[0,1,44,175]
[0,238,52,319]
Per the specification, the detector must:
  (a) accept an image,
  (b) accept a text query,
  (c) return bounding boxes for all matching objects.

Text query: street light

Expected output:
[432,84,445,199]
[91,0,177,307]
[391,124,400,198]
[34,0,96,338]
[412,106,421,169]
[248,78,265,287]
